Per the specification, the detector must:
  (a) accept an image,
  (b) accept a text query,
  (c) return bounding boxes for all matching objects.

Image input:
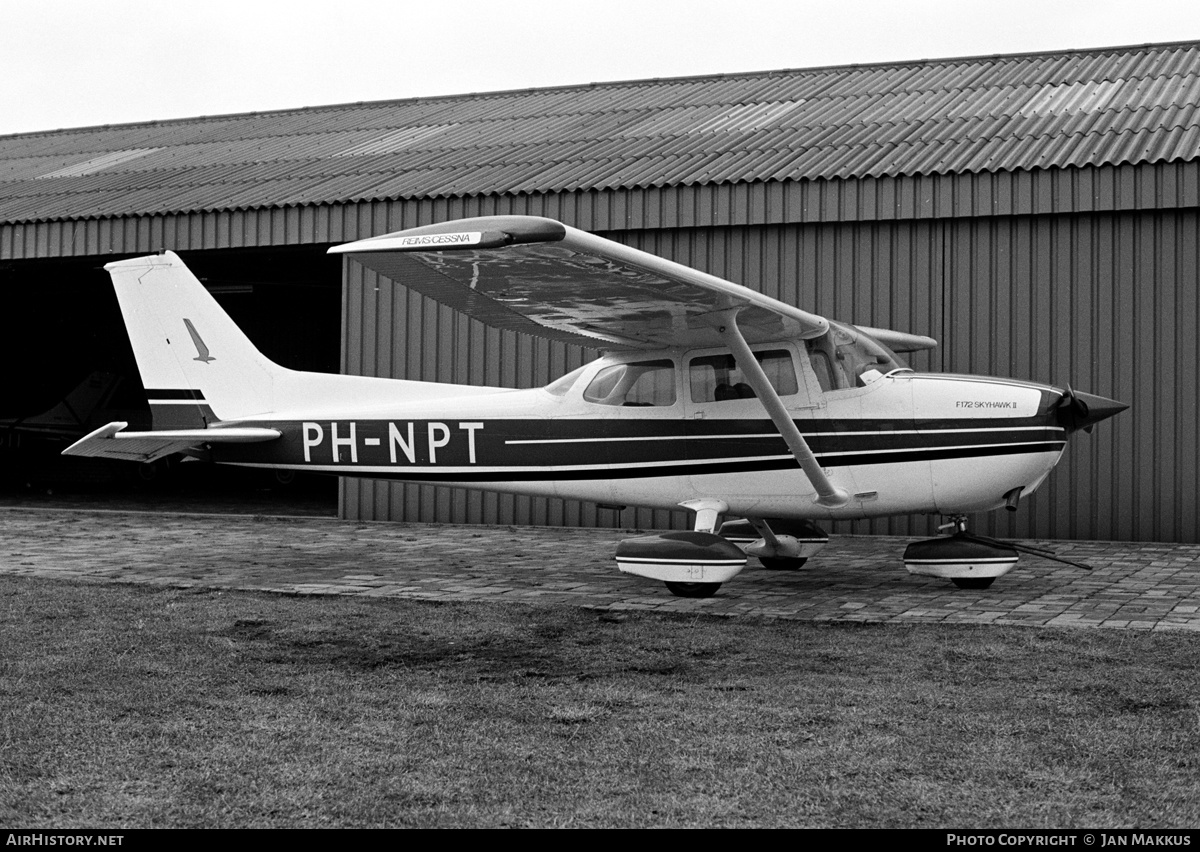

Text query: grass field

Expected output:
[2,575,1197,828]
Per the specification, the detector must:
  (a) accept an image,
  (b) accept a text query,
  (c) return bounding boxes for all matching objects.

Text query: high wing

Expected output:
[64,421,281,464]
[332,215,847,351]
[333,215,937,509]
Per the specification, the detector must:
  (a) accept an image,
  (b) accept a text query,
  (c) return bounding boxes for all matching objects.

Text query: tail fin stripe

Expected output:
[145,388,206,400]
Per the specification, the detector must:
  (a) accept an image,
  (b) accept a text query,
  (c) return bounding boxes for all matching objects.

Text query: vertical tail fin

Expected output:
[106,252,283,428]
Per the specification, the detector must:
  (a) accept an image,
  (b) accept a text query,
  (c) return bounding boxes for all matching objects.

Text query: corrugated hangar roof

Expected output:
[2,40,1200,223]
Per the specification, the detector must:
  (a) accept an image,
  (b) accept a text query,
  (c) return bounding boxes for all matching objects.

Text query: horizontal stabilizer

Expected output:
[62,421,281,463]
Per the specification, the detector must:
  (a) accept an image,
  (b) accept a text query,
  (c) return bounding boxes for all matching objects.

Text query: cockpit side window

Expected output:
[688,350,798,403]
[583,359,677,406]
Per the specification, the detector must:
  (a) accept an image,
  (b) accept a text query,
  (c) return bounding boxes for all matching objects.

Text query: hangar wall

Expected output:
[2,161,1195,542]
[5,160,1197,259]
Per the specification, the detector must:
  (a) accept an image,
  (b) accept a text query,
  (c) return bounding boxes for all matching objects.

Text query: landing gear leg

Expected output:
[716,517,829,570]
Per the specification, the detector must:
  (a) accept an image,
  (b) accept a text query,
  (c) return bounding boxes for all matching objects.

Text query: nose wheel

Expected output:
[903,516,1016,588]
[950,576,997,590]
[904,515,1093,589]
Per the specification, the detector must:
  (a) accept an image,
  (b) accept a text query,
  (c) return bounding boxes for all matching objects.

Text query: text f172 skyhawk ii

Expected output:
[65,216,1126,596]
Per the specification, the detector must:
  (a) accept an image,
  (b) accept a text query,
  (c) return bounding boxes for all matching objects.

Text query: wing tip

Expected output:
[329,215,566,256]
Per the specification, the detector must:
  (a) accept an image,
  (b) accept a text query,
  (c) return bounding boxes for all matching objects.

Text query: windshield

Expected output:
[805,321,908,391]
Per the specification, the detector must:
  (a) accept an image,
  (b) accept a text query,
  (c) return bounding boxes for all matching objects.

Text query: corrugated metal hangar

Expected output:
[1,41,1197,542]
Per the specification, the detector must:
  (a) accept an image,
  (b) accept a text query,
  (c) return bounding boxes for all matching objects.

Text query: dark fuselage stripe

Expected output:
[321,440,1067,482]
[146,388,206,401]
[210,415,1067,479]
[505,425,1058,445]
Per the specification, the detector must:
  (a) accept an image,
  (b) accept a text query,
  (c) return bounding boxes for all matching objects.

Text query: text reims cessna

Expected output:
[65,216,1126,597]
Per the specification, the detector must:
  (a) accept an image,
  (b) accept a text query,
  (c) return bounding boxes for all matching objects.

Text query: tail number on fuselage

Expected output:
[302,421,484,465]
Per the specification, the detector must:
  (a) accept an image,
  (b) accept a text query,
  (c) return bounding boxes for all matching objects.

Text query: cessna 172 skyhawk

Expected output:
[64,215,1126,597]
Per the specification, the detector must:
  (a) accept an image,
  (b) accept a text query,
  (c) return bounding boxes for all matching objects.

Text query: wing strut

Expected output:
[716,309,849,508]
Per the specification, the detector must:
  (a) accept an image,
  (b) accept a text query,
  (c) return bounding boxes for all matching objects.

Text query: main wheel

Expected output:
[951,577,996,590]
[664,582,722,598]
[758,556,809,571]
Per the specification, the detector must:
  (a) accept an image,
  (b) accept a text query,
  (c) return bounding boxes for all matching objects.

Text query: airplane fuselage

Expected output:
[199,343,1070,521]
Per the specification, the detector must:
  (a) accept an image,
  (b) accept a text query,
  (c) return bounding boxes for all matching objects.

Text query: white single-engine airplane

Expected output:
[65,216,1126,597]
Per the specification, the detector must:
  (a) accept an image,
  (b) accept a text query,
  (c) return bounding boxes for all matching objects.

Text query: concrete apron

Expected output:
[1,507,1198,630]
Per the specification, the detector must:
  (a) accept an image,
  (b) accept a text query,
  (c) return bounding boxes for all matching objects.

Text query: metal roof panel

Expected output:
[4,40,1200,222]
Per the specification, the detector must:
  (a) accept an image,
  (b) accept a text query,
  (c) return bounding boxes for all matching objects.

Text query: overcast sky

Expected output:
[2,0,1198,137]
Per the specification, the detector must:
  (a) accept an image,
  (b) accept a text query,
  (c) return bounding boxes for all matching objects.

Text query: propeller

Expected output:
[1055,385,1128,433]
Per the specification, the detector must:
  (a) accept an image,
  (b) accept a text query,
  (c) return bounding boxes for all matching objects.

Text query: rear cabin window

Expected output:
[544,365,588,396]
[583,359,677,406]
[688,350,798,403]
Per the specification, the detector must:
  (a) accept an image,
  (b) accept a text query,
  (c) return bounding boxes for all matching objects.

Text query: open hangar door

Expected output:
[0,245,342,513]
